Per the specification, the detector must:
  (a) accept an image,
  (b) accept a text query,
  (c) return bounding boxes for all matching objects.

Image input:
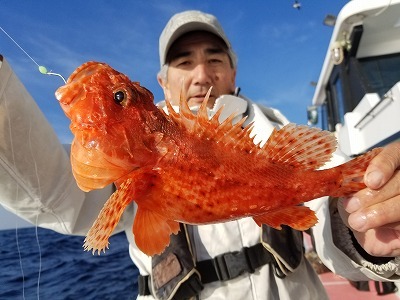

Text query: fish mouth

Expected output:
[67,62,104,83]
[55,62,104,106]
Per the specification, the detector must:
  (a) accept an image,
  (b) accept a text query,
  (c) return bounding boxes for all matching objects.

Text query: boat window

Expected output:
[320,103,329,131]
[358,53,400,97]
[333,76,345,125]
[323,67,345,132]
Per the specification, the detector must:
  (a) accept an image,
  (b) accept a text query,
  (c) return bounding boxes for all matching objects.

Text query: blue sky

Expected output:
[1,0,348,145]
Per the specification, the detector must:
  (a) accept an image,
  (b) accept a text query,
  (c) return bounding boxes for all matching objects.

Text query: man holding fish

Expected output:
[2,9,400,300]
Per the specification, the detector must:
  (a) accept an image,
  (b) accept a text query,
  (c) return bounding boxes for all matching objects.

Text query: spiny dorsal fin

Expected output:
[165,92,336,169]
[165,90,268,154]
[261,124,337,170]
[165,87,201,132]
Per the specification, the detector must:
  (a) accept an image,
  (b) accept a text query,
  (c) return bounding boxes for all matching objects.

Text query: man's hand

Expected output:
[339,142,400,257]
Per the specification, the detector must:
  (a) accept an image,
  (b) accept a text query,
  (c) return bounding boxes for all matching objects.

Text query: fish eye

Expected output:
[114,90,126,105]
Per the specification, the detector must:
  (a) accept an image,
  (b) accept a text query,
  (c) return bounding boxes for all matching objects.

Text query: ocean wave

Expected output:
[0,227,138,299]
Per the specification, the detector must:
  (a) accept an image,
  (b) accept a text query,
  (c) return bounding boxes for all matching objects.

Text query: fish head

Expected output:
[55,62,161,190]
[55,61,155,128]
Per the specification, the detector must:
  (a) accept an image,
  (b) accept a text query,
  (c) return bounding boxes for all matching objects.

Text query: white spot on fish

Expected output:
[86,140,99,148]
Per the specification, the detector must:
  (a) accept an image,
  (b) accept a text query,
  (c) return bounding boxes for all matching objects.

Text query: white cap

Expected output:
[159,10,236,68]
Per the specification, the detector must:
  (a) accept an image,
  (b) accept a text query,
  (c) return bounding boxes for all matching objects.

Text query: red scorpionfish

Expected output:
[55,62,382,256]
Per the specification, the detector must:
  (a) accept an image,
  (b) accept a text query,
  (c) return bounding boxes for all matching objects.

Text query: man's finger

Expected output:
[348,194,400,232]
[365,142,400,189]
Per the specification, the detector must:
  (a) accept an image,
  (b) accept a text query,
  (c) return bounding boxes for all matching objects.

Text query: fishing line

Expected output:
[34,215,42,300]
[15,224,26,300]
[4,83,28,299]
[2,26,47,299]
[0,26,66,83]
[29,115,43,300]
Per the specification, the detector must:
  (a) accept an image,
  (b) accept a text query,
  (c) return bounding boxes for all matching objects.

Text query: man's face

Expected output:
[158,31,236,108]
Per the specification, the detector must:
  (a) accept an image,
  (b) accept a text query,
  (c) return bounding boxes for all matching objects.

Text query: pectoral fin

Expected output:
[133,206,180,256]
[253,206,318,231]
[84,178,135,254]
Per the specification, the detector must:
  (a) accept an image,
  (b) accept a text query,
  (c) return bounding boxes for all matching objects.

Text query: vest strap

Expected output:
[138,274,151,296]
[138,272,202,299]
[197,243,274,283]
[138,243,274,296]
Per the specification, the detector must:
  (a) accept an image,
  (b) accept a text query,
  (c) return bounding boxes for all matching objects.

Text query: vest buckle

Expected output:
[213,246,255,281]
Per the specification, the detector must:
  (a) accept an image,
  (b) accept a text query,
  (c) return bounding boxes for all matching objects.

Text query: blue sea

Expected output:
[0,227,139,300]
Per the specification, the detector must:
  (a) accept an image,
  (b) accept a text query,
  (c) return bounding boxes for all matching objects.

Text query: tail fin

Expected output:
[333,147,383,196]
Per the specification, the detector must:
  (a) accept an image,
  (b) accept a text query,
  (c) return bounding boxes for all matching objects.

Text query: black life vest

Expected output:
[139,224,304,300]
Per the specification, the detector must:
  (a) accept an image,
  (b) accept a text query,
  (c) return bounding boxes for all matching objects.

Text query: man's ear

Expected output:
[231,68,237,87]
[157,74,164,88]
[157,74,166,91]
[157,75,171,101]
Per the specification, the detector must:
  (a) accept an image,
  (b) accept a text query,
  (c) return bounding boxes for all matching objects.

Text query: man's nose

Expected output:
[193,63,212,85]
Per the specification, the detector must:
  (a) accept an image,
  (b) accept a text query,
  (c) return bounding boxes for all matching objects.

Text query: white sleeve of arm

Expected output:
[0,56,113,236]
[307,152,400,282]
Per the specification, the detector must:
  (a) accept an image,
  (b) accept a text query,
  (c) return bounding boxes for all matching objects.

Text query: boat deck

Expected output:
[320,272,399,300]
